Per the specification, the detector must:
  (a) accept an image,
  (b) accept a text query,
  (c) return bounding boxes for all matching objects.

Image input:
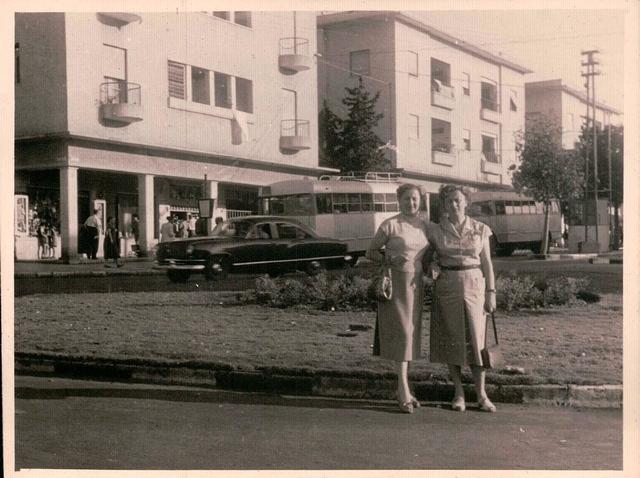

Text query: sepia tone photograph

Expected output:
[2,1,638,476]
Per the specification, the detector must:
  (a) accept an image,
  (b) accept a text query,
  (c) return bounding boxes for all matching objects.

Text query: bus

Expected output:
[258,172,403,257]
[466,191,562,256]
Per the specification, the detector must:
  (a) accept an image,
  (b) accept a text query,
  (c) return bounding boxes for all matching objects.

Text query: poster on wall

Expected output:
[15,194,29,236]
[93,199,106,234]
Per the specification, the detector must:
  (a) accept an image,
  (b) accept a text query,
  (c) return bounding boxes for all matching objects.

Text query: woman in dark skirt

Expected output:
[103,216,122,267]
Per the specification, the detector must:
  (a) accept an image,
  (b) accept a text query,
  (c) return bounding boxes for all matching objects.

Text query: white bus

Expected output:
[467,191,562,256]
[258,173,402,257]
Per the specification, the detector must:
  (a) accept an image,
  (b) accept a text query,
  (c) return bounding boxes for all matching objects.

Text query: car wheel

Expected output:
[305,260,326,276]
[205,256,230,281]
[167,270,190,283]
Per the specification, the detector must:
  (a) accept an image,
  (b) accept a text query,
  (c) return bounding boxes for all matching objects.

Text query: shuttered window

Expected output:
[168,61,186,99]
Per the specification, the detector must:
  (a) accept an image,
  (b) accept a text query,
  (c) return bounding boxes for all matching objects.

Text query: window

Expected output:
[350,50,370,76]
[432,118,452,152]
[168,61,186,99]
[15,43,20,84]
[481,134,498,162]
[409,114,419,139]
[316,194,333,214]
[332,193,347,213]
[408,51,418,77]
[235,77,253,113]
[431,58,451,86]
[191,66,210,105]
[234,11,252,27]
[505,201,514,215]
[481,80,498,111]
[462,72,470,96]
[213,11,230,20]
[277,223,310,240]
[495,201,506,215]
[214,72,232,108]
[509,89,518,112]
[104,44,127,80]
[347,193,362,212]
[463,129,471,151]
[468,201,494,216]
[361,193,373,212]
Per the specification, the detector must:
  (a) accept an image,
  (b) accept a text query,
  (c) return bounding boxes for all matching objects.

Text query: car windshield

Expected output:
[212,219,254,239]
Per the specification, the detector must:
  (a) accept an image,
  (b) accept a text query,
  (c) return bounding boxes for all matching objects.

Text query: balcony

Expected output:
[481,153,502,174]
[279,38,312,72]
[431,80,456,110]
[97,12,142,28]
[480,98,501,123]
[99,82,143,124]
[431,143,456,166]
[280,119,311,151]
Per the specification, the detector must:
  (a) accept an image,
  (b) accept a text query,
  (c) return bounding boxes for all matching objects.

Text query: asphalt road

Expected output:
[14,257,623,296]
[14,376,622,470]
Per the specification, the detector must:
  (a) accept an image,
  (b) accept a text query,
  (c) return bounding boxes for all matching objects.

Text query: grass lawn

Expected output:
[15,291,622,385]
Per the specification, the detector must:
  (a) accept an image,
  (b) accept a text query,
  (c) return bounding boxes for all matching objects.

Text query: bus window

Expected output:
[373,193,385,212]
[535,202,544,214]
[348,193,362,212]
[495,201,506,215]
[551,201,560,213]
[285,194,314,215]
[316,193,333,214]
[385,193,398,212]
[333,193,347,213]
[361,193,373,212]
[512,201,523,215]
[505,201,514,215]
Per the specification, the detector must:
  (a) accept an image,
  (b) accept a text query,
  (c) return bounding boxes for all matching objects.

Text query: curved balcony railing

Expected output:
[99,81,143,123]
[97,12,142,28]
[279,119,311,150]
[278,37,312,72]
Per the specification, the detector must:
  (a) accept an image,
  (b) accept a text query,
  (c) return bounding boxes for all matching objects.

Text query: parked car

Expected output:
[154,216,353,282]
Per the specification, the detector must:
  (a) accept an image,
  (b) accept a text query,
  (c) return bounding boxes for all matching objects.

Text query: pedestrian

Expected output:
[211,216,226,235]
[48,225,58,258]
[160,215,176,242]
[366,183,430,414]
[103,216,122,267]
[84,209,101,259]
[423,184,497,413]
[37,221,49,259]
[179,218,189,239]
[187,214,197,237]
[131,214,140,243]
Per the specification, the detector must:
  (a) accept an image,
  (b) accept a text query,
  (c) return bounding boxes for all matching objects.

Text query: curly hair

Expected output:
[396,182,422,200]
[439,184,472,204]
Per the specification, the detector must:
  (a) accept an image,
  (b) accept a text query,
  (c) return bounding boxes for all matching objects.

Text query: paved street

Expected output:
[14,376,622,470]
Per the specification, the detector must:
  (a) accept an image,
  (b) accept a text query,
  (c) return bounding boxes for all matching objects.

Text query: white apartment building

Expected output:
[15,11,327,261]
[317,11,531,218]
[525,79,622,150]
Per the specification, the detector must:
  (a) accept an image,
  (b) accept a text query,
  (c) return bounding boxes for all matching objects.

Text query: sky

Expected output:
[405,9,626,113]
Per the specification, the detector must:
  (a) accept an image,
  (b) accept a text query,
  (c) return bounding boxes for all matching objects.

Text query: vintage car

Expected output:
[154,216,353,282]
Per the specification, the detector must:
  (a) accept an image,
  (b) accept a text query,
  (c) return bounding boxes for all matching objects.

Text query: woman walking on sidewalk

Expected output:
[423,184,497,413]
[366,183,430,414]
[103,216,122,268]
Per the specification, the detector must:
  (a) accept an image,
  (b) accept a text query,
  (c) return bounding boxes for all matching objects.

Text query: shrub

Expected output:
[540,277,590,307]
[496,273,543,311]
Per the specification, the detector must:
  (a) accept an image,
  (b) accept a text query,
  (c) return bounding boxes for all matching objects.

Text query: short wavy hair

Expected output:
[439,184,472,203]
[396,182,423,200]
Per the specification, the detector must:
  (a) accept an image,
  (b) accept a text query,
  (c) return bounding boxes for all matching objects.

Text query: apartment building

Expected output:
[525,79,622,150]
[317,11,531,217]
[15,11,326,261]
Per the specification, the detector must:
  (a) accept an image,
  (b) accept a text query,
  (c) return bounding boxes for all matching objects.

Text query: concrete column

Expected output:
[137,174,155,256]
[59,166,79,263]
[205,180,219,234]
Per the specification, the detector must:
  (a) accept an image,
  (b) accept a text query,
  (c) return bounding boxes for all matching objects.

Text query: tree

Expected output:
[510,115,585,253]
[319,77,390,173]
[575,123,623,248]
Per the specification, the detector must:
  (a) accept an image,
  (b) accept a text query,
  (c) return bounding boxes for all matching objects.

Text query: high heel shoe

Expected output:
[451,395,466,412]
[478,396,496,413]
[396,391,414,414]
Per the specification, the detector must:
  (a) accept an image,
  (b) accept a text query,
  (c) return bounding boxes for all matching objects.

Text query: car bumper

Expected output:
[154,260,206,271]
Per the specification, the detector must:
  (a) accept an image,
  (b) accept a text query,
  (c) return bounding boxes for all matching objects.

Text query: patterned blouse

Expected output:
[426,216,492,267]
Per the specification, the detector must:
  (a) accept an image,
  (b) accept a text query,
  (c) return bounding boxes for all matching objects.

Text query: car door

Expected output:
[273,222,328,266]
[228,222,278,273]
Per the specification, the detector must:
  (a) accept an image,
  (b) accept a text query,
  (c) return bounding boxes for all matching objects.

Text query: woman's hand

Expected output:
[484,290,496,313]
[427,262,441,280]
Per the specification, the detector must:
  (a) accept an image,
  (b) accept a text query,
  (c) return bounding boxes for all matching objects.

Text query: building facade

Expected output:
[15,11,326,261]
[525,79,622,150]
[317,11,531,218]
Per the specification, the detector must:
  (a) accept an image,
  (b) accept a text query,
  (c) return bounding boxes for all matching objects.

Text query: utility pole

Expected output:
[607,115,614,249]
[581,50,601,250]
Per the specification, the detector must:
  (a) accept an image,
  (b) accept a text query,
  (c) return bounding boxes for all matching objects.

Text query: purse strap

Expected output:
[489,311,499,345]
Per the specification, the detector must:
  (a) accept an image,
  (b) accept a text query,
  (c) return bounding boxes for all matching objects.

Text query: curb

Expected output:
[16,270,164,279]
[15,354,622,409]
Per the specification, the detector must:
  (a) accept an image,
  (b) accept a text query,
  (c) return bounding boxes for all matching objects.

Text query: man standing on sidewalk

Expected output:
[83,209,101,259]
[160,215,176,243]
[187,214,197,237]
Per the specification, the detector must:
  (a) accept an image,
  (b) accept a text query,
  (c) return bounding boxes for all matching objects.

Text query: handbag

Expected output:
[376,265,393,301]
[481,311,504,369]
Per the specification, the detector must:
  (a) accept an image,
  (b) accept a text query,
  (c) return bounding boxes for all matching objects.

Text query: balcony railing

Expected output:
[431,79,455,110]
[432,142,454,154]
[431,143,456,166]
[278,37,312,72]
[480,97,501,123]
[99,82,143,124]
[279,119,311,151]
[481,153,502,175]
